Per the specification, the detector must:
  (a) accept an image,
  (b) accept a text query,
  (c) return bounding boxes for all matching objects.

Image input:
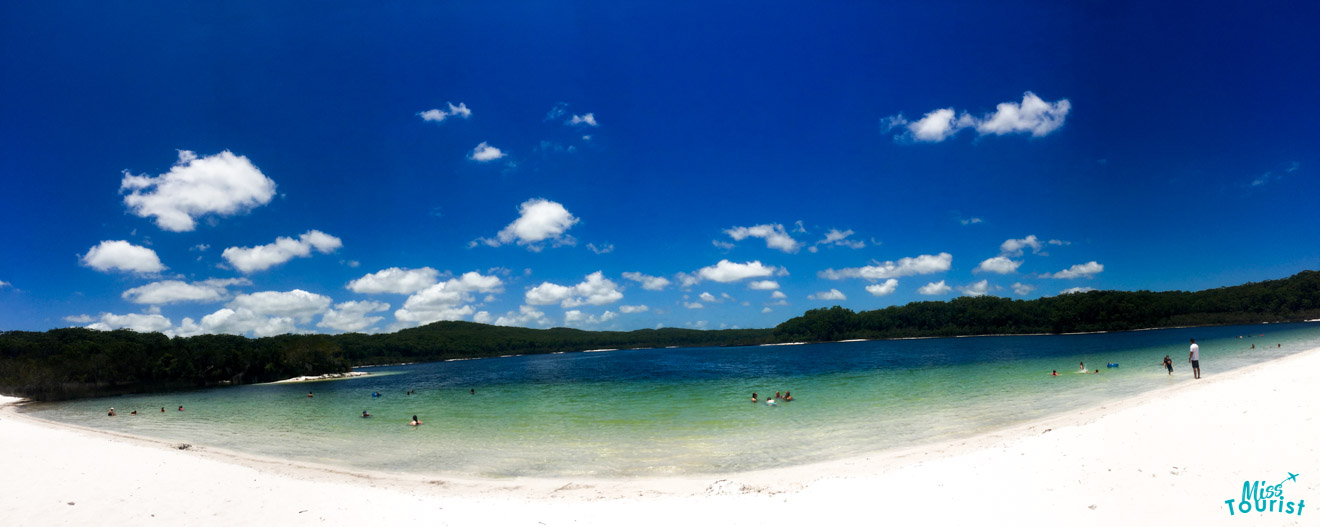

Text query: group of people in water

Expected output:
[108,406,184,416]
[750,390,794,405]
[1050,337,1282,379]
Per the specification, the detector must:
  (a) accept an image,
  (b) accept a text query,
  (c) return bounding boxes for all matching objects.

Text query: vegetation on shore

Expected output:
[3,270,1318,400]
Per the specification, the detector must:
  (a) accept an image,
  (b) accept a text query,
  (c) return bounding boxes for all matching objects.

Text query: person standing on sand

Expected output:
[1189,338,1201,379]
[1162,355,1173,375]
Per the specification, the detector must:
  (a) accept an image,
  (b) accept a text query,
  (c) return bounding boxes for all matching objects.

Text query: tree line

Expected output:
[3,270,1318,400]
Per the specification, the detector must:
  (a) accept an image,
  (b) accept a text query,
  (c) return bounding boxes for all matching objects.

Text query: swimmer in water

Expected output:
[751,392,758,403]
[108,407,116,417]
[362,410,371,418]
[783,391,793,401]
[1051,370,1058,376]
[1079,362,1086,373]
[410,415,422,426]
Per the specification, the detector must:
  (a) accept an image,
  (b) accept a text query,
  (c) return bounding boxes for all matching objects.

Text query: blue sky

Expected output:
[2,2,1317,336]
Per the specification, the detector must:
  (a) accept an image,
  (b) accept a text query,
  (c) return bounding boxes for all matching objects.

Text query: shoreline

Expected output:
[4,347,1318,525]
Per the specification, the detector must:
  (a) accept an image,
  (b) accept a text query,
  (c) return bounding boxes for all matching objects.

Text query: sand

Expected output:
[3,347,1317,526]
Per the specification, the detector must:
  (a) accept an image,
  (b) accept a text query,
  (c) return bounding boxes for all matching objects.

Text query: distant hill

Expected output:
[3,270,1318,400]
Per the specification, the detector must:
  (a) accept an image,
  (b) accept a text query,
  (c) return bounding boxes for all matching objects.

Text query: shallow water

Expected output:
[24,322,1320,478]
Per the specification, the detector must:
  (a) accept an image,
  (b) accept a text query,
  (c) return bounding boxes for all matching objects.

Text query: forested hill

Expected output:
[3,270,1318,401]
[775,270,1320,342]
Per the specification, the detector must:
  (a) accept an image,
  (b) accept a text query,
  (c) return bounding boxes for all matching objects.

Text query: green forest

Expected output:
[3,270,1318,400]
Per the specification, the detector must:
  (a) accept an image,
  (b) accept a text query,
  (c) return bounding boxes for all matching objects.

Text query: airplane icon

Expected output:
[1286,472,1299,483]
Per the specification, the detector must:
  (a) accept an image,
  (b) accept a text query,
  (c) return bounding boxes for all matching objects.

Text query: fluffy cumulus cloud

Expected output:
[476,198,579,250]
[688,260,783,284]
[883,92,1070,143]
[122,278,250,304]
[81,240,166,274]
[317,300,390,332]
[346,267,440,294]
[417,102,472,123]
[525,271,623,308]
[622,272,671,291]
[86,312,174,333]
[492,305,550,327]
[724,224,801,253]
[121,150,276,232]
[1060,286,1096,295]
[175,291,338,338]
[918,280,952,295]
[819,253,952,281]
[866,278,899,296]
[809,289,847,301]
[222,230,342,273]
[619,305,649,314]
[564,309,616,326]
[747,280,780,290]
[960,280,992,297]
[229,289,333,322]
[394,272,504,326]
[1012,282,1036,296]
[976,255,1022,274]
[469,142,506,162]
[770,290,788,299]
[1050,261,1104,279]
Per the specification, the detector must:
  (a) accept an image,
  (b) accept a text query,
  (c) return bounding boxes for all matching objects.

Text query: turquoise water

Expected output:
[22,322,1320,478]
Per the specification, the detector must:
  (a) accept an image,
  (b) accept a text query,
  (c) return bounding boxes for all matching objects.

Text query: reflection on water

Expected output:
[24,322,1320,478]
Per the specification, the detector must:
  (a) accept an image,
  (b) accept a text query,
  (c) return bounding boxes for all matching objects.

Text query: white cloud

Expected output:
[819,253,951,280]
[770,290,788,299]
[684,302,704,309]
[812,229,865,251]
[865,279,899,296]
[317,300,390,332]
[394,271,503,326]
[1012,282,1036,296]
[918,281,952,295]
[1050,261,1104,279]
[1060,286,1096,295]
[478,198,579,250]
[121,150,276,232]
[622,272,670,291]
[564,309,616,326]
[418,102,472,123]
[86,312,173,333]
[493,305,550,327]
[81,240,166,274]
[976,92,1071,137]
[0,279,9,289]
[122,278,250,304]
[698,292,718,303]
[545,102,569,122]
[567,113,598,127]
[587,243,614,255]
[883,92,1070,143]
[1000,235,1043,257]
[64,314,96,323]
[229,289,332,323]
[809,289,847,301]
[960,280,992,297]
[469,142,506,162]
[747,280,780,290]
[724,224,801,253]
[695,260,782,283]
[961,217,984,225]
[976,256,1022,274]
[222,230,342,273]
[525,271,622,307]
[346,267,440,294]
[619,305,649,314]
[177,308,299,338]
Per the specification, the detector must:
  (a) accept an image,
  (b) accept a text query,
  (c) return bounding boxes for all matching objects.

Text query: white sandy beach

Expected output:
[3,348,1317,526]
